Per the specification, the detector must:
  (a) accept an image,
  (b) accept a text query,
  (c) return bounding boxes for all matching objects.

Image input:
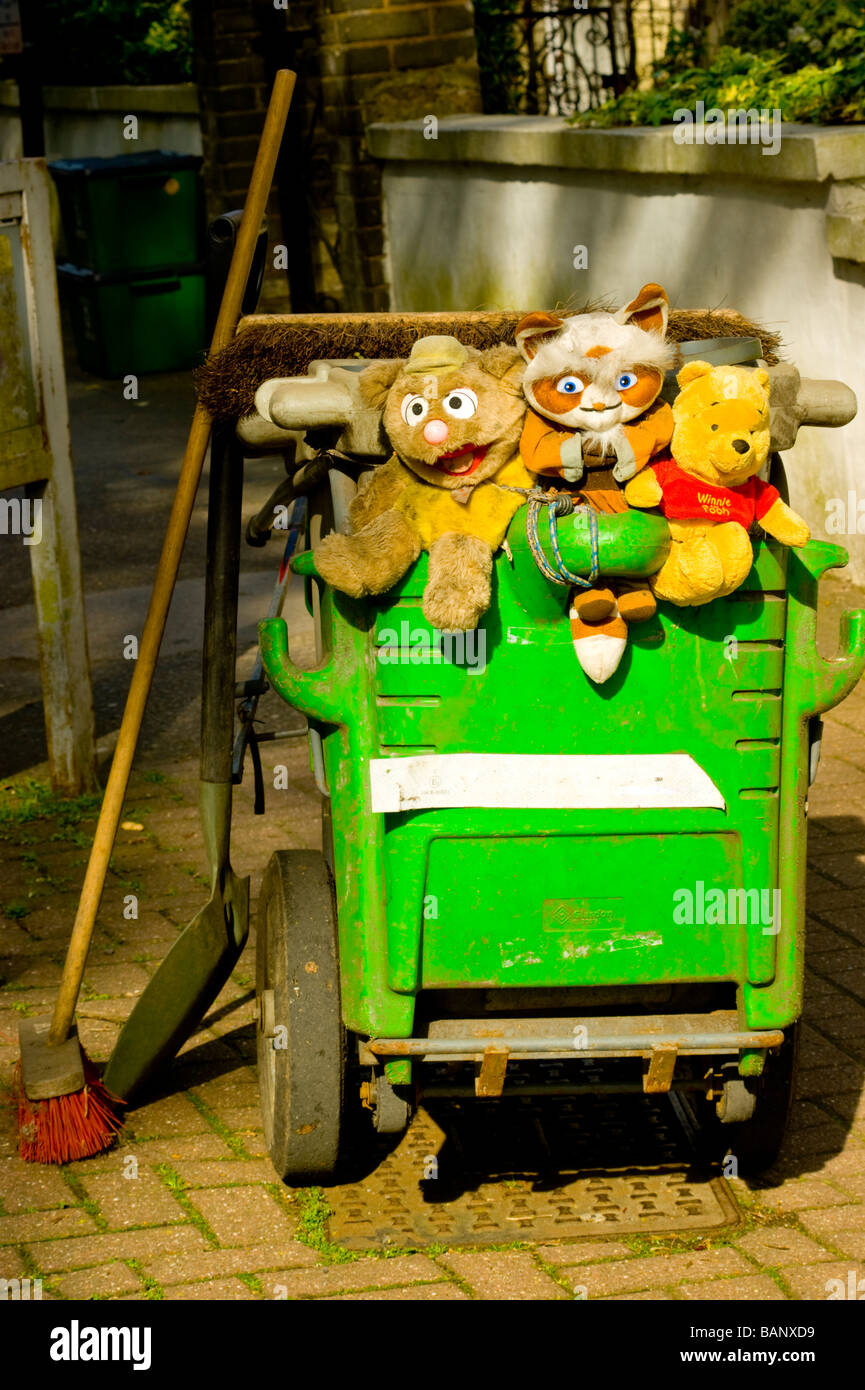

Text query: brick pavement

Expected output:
[1,573,864,1301]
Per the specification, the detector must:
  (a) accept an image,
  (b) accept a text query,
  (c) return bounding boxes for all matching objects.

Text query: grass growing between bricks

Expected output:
[185,1092,252,1159]
[126,1258,164,1300]
[292,1187,355,1264]
[154,1165,221,1246]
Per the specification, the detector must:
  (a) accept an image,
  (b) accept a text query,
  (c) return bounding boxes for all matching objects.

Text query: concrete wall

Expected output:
[0,83,202,161]
[368,116,865,583]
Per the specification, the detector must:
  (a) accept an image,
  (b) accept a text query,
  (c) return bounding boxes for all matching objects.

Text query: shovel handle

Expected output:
[49,71,297,1049]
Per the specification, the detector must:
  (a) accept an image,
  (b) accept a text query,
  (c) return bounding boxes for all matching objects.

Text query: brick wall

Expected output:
[191,1,482,313]
[318,0,482,310]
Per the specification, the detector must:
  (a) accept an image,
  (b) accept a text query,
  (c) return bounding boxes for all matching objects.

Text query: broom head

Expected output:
[15,1019,124,1164]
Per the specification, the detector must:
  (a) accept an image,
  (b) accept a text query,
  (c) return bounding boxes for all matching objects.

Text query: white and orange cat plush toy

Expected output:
[515,284,677,683]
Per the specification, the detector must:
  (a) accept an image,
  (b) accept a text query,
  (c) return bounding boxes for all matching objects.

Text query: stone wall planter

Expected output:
[368,116,865,582]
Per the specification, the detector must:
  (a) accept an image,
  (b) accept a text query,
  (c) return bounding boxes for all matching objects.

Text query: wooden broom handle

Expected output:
[49,71,297,1048]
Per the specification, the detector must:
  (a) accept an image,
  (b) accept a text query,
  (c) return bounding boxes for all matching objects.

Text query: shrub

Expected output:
[572,0,865,127]
[38,0,192,86]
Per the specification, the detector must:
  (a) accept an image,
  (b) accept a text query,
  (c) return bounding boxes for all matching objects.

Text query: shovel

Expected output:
[19,71,296,1138]
[103,426,250,1101]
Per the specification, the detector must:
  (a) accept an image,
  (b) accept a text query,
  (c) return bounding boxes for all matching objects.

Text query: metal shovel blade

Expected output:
[103,424,252,1104]
[102,870,249,1103]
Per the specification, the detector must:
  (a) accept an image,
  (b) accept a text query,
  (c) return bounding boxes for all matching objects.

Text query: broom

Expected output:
[15,70,297,1164]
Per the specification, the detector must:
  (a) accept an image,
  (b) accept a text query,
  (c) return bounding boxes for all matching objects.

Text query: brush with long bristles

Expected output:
[13,70,297,1164]
[14,1037,124,1164]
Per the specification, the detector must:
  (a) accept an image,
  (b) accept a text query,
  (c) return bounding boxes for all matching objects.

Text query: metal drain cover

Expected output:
[328,1091,739,1251]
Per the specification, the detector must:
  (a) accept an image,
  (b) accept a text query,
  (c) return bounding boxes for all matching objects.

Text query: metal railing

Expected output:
[474,0,677,117]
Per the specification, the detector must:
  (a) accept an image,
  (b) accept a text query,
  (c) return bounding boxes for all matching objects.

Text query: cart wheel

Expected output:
[256,850,346,1182]
[366,1068,412,1135]
[702,1024,799,1175]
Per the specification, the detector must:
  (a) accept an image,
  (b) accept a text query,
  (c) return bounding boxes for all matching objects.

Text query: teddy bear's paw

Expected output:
[711,521,754,594]
[677,539,725,594]
[313,533,368,598]
[651,552,720,607]
[423,573,491,632]
[424,533,493,631]
[316,510,421,597]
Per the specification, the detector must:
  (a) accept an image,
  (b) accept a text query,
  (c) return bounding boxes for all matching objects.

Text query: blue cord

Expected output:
[527,494,599,589]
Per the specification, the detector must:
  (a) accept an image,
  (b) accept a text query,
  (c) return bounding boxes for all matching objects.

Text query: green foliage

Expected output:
[473,0,527,115]
[38,1,192,86]
[573,0,865,127]
[0,777,101,837]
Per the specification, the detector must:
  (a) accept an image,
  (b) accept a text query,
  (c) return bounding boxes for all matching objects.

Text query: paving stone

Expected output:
[734,1228,836,1267]
[30,1224,208,1273]
[0,1207,97,1245]
[534,1240,633,1266]
[766,1179,854,1212]
[170,1159,277,1188]
[80,963,151,996]
[79,1168,185,1230]
[0,1249,28,1280]
[263,1255,445,1299]
[604,1288,676,1300]
[56,1262,144,1299]
[677,1275,787,1300]
[142,1240,319,1287]
[187,1186,296,1246]
[798,1204,865,1245]
[187,1068,259,1108]
[568,1249,751,1298]
[783,1260,865,1301]
[322,1283,469,1300]
[0,1158,76,1213]
[164,1278,260,1300]
[438,1251,567,1299]
[127,1095,213,1139]
[212,1106,263,1135]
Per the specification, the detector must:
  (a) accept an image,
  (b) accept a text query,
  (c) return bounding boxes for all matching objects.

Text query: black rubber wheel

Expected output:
[256,850,346,1182]
[700,1023,799,1175]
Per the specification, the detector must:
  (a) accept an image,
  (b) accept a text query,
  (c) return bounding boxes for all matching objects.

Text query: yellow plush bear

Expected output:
[624,361,810,606]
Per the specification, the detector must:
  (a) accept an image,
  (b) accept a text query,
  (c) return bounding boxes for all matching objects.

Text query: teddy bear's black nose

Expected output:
[732,438,750,454]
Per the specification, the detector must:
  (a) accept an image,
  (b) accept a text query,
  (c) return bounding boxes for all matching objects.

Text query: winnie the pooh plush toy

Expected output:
[313,335,532,630]
[624,360,810,606]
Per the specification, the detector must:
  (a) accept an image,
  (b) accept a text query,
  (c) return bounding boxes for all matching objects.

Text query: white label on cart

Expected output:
[368,753,726,813]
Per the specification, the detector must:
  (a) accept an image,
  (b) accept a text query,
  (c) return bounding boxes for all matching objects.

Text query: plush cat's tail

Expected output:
[569,610,627,684]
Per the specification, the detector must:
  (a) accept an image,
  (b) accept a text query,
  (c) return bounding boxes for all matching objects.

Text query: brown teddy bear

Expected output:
[313,335,533,630]
[624,360,810,605]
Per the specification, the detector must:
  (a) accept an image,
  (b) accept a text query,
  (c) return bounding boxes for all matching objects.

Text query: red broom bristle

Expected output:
[15,1051,125,1165]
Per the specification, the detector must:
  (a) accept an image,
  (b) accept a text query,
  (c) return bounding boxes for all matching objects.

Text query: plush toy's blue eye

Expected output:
[617,372,638,390]
[555,375,584,395]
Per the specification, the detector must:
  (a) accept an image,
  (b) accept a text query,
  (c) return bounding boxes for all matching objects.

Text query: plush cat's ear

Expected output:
[616,283,669,337]
[359,359,403,408]
[477,343,524,393]
[514,311,564,362]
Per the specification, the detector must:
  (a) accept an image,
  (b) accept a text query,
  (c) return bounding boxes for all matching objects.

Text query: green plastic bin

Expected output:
[50,151,203,274]
[58,262,206,378]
